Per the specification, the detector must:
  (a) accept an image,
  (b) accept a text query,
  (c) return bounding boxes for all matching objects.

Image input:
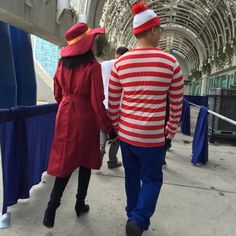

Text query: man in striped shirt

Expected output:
[108,2,184,236]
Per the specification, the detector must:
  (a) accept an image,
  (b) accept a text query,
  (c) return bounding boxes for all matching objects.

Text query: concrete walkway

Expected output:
[1,131,236,236]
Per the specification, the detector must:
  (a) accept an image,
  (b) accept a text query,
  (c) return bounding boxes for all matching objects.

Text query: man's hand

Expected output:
[165,127,175,140]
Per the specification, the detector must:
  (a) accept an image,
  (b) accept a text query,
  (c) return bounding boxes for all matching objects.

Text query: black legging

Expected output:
[48,167,91,209]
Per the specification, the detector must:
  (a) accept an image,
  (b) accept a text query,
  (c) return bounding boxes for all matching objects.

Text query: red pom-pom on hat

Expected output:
[131,2,148,15]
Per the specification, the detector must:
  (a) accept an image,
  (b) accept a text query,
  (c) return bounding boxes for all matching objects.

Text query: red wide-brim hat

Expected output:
[61,22,105,57]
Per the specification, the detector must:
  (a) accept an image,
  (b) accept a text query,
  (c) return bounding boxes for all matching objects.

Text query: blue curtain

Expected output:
[10,26,36,106]
[181,100,191,135]
[0,104,57,214]
[0,22,17,108]
[191,106,208,165]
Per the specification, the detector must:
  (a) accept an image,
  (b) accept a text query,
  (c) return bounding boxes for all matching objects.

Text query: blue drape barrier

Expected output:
[191,106,208,165]
[10,26,36,106]
[0,104,57,214]
[181,100,191,135]
[184,95,208,107]
[0,22,17,108]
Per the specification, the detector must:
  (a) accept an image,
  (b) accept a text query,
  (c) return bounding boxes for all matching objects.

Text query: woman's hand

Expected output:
[109,137,119,143]
[108,128,117,140]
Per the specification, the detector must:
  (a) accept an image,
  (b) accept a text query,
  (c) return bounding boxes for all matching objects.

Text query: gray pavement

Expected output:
[0,108,236,236]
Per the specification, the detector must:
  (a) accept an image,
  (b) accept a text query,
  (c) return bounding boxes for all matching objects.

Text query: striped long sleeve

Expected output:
[108,64,122,130]
[108,48,184,147]
[166,60,184,135]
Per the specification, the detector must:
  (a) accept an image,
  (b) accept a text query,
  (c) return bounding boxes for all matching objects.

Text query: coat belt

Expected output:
[63,94,84,102]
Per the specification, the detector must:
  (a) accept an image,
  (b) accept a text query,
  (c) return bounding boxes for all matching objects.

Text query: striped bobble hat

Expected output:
[131,1,160,35]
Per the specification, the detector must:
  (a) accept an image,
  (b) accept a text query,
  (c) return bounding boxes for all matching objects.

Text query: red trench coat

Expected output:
[47,59,112,177]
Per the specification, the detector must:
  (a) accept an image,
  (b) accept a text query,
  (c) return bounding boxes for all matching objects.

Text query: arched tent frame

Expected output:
[99,0,236,72]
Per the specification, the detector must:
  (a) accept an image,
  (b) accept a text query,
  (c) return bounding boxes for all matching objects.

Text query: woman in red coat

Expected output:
[43,22,117,228]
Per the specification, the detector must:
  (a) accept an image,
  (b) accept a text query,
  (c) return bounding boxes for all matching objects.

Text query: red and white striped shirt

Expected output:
[108,48,184,147]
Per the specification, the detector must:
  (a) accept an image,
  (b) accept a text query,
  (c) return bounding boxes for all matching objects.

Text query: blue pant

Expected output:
[120,141,165,231]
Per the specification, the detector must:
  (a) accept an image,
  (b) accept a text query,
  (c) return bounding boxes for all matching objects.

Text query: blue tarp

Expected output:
[181,96,208,136]
[191,106,208,165]
[0,104,57,214]
[181,100,191,135]
[184,95,208,107]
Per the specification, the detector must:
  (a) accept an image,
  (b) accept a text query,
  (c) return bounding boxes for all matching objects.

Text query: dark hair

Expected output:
[116,46,129,56]
[60,50,95,69]
[134,30,149,39]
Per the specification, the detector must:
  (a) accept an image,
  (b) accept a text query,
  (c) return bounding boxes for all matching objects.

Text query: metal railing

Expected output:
[186,100,236,127]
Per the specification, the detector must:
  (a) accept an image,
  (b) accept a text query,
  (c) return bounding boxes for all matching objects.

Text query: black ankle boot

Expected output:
[43,189,62,228]
[43,207,57,228]
[75,167,91,217]
[43,175,71,228]
[75,201,90,217]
